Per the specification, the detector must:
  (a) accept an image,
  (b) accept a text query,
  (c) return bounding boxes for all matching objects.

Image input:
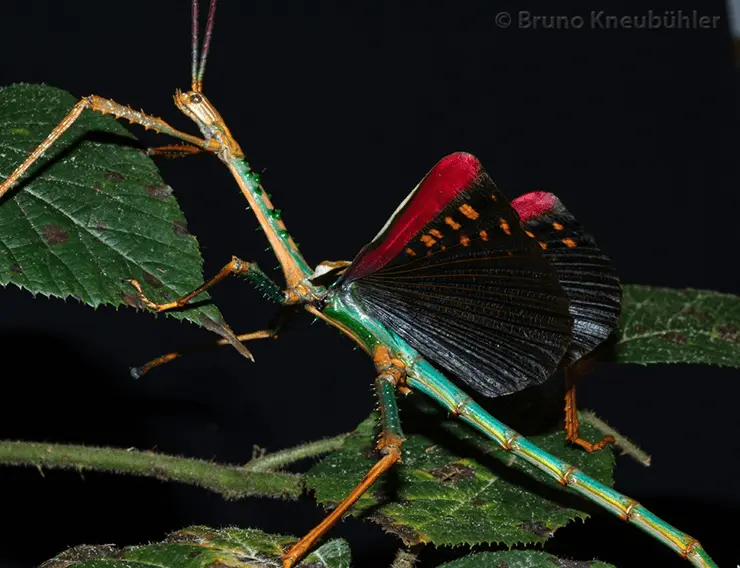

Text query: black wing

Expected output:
[512,192,621,366]
[336,154,573,397]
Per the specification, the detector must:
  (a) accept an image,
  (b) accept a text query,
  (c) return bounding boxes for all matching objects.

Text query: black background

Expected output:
[1,1,738,567]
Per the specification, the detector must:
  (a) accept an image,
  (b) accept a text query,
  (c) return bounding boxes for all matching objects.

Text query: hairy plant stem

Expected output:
[580,410,652,466]
[244,433,350,472]
[0,439,336,500]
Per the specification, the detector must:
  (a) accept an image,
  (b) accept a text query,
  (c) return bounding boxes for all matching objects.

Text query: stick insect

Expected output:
[0,2,722,567]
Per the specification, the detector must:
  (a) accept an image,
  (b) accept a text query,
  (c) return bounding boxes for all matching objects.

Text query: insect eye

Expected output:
[189,93,203,104]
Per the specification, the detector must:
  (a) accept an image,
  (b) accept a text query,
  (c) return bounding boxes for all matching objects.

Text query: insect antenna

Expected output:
[191,0,218,92]
[191,0,199,91]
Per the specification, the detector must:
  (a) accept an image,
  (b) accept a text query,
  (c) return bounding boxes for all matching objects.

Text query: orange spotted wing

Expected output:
[511,192,621,366]
[337,153,573,397]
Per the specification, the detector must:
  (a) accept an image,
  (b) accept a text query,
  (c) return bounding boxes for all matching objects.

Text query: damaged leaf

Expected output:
[40,526,351,568]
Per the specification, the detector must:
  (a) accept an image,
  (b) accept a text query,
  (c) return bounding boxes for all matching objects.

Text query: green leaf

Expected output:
[306,399,614,547]
[40,526,351,568]
[436,550,616,568]
[617,285,740,366]
[0,84,230,335]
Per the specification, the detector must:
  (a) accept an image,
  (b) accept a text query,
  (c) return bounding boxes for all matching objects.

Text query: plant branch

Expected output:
[244,433,349,472]
[0,440,303,500]
[580,410,652,466]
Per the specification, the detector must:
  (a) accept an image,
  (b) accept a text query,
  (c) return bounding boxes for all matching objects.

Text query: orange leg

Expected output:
[130,328,277,379]
[282,448,400,568]
[282,362,406,568]
[564,363,614,452]
[0,95,220,200]
[146,143,204,159]
[125,257,283,363]
[125,256,278,313]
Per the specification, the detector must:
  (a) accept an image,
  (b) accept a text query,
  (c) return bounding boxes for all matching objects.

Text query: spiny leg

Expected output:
[125,257,282,363]
[282,350,406,568]
[128,259,285,369]
[2,0,234,199]
[146,143,204,159]
[0,95,221,200]
[125,256,282,312]
[564,360,614,453]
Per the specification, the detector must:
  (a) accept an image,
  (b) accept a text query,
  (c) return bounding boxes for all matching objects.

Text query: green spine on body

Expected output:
[241,262,284,304]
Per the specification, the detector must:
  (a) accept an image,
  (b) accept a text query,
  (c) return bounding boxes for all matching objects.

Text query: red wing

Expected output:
[341,153,480,281]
